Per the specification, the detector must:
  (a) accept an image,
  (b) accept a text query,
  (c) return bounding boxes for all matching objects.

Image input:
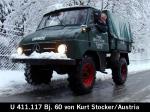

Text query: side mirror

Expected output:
[81,25,91,32]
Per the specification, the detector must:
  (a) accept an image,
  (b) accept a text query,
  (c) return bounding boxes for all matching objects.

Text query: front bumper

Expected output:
[12,58,76,65]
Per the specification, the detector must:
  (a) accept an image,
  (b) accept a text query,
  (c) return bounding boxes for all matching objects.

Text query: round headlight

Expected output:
[57,44,67,54]
[17,47,23,55]
[81,27,86,32]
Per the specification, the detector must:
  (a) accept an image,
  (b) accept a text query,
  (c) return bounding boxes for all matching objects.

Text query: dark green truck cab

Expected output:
[12,6,132,95]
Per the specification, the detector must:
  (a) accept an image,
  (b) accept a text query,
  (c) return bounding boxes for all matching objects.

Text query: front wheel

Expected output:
[24,64,53,85]
[111,58,128,85]
[68,56,96,95]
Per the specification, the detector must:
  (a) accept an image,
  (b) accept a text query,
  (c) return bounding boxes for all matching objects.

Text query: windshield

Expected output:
[37,9,88,30]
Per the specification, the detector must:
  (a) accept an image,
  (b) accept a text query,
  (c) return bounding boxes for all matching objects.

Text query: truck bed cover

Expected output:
[106,11,132,42]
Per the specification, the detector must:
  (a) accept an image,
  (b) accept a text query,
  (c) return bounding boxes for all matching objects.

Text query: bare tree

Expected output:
[64,0,96,6]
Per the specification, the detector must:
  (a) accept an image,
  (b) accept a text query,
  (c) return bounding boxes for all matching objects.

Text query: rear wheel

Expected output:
[111,58,128,85]
[24,64,53,85]
[68,56,96,95]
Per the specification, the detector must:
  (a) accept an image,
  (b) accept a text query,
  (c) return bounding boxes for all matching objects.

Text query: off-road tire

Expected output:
[68,56,96,95]
[24,64,53,85]
[111,58,128,85]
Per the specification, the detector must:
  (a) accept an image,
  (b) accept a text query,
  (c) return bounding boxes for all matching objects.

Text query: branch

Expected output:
[103,0,111,9]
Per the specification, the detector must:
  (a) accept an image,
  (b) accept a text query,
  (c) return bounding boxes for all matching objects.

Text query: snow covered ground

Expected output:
[0,60,150,96]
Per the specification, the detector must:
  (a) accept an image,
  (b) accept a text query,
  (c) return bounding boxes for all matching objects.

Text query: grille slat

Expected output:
[22,43,57,55]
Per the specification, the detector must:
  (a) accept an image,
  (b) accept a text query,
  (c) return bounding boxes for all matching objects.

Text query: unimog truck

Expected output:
[12,6,132,95]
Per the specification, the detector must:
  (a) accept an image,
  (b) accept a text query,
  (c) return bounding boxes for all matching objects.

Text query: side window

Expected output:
[87,10,99,25]
[94,11,108,33]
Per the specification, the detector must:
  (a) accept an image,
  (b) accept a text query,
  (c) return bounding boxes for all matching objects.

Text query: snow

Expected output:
[11,51,70,60]
[96,60,150,81]
[0,60,150,96]
[0,71,68,96]
[129,60,150,74]
[44,3,65,14]
[0,36,9,46]
[0,71,25,89]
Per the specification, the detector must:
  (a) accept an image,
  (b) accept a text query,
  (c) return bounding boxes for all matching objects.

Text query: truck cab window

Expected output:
[95,12,108,33]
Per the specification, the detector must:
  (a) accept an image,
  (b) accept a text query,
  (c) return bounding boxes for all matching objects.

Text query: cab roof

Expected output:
[44,5,96,16]
[44,5,132,42]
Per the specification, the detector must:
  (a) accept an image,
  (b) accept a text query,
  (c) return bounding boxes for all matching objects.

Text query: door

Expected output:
[87,10,109,52]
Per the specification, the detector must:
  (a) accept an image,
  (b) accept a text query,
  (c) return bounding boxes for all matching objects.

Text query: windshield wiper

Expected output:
[56,16,66,27]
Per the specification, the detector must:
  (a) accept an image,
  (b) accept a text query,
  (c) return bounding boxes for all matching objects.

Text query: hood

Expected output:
[20,26,81,45]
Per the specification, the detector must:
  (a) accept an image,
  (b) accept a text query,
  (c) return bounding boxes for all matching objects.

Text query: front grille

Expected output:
[22,42,57,56]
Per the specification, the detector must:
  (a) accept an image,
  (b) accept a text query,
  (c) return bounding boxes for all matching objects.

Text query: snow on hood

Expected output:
[11,51,70,60]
